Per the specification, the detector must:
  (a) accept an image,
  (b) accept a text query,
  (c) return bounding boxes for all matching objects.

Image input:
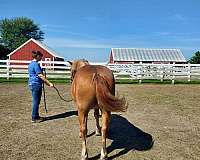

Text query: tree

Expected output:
[188,51,200,64]
[0,44,10,60]
[0,17,44,52]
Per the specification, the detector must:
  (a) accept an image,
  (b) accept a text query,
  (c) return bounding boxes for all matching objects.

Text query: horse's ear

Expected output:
[67,61,72,66]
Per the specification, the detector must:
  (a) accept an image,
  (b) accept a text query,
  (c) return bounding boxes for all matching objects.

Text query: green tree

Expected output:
[0,17,44,52]
[0,44,10,60]
[188,51,200,64]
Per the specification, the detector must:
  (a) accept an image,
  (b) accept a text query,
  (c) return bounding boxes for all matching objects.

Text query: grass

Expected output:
[0,78,70,84]
[115,78,200,84]
[1,77,200,84]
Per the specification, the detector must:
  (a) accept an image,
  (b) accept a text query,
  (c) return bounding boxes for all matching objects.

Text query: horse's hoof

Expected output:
[95,130,101,136]
[100,154,108,160]
[79,132,82,138]
[81,154,88,160]
[100,156,108,160]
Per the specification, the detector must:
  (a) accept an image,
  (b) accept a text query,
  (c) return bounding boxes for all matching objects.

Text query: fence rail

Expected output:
[1,60,200,84]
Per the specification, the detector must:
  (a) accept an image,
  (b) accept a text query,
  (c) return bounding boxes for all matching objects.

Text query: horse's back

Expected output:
[76,65,113,81]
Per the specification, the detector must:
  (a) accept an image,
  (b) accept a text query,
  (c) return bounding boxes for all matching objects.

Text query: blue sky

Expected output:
[1,0,200,62]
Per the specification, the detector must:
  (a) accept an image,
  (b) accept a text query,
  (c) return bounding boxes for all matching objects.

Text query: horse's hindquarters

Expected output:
[73,72,97,110]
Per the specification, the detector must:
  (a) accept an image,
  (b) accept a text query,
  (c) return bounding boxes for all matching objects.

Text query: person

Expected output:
[28,50,54,123]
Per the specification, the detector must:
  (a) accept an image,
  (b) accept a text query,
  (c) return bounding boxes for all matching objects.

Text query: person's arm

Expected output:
[34,62,53,87]
[38,73,54,87]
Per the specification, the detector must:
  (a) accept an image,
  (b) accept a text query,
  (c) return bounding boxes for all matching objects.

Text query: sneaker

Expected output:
[32,117,45,123]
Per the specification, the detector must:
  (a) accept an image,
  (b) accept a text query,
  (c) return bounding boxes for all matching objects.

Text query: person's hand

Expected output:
[49,82,54,87]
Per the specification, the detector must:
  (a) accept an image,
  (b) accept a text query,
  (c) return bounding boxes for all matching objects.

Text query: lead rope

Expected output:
[43,68,72,110]
[53,85,73,102]
[42,68,48,113]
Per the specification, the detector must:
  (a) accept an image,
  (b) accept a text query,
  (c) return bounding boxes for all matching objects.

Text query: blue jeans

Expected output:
[29,84,42,120]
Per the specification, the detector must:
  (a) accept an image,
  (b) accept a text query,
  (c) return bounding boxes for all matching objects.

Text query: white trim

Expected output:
[7,38,64,59]
[33,39,64,59]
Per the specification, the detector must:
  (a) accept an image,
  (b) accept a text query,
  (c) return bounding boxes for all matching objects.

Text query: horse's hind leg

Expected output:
[94,109,101,136]
[78,109,89,160]
[100,110,111,160]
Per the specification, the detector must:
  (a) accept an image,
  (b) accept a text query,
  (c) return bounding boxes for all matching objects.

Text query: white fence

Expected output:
[0,60,106,80]
[1,60,200,84]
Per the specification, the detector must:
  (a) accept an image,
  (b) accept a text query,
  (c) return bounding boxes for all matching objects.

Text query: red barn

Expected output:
[8,38,64,62]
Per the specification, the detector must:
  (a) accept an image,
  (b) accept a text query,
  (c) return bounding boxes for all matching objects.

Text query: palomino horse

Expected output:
[68,59,128,160]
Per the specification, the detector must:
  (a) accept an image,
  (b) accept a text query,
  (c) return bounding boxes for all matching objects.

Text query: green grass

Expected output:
[0,78,70,84]
[174,80,200,84]
[0,78,28,83]
[1,77,200,84]
[115,79,200,84]
[115,79,171,84]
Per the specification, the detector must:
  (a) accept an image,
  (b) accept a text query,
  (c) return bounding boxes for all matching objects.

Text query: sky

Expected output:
[1,0,200,62]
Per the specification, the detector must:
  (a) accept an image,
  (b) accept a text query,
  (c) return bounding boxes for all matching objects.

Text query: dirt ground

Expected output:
[0,83,200,160]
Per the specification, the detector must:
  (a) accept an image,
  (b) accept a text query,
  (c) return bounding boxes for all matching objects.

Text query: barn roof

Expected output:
[111,48,186,62]
[8,38,64,59]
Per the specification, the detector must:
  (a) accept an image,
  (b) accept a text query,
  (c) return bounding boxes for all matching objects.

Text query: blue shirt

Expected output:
[28,61,43,86]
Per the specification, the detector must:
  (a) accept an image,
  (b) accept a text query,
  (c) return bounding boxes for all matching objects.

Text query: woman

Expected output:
[28,50,54,123]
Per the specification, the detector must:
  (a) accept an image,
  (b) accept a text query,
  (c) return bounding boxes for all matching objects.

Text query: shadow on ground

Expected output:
[89,114,154,160]
[44,110,78,121]
[43,111,153,160]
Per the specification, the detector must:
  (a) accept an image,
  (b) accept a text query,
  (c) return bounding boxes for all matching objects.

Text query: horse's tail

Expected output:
[93,73,128,112]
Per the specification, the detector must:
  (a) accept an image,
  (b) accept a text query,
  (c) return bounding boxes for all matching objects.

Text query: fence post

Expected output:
[6,60,10,80]
[171,63,175,84]
[188,63,191,82]
[160,64,164,82]
[138,62,142,84]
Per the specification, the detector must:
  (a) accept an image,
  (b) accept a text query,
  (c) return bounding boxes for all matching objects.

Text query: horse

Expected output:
[68,59,128,160]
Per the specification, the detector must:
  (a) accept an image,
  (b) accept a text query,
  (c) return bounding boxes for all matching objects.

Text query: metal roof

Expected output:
[111,48,186,62]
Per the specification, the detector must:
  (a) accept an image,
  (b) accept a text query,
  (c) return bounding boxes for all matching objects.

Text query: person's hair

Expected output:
[32,50,43,59]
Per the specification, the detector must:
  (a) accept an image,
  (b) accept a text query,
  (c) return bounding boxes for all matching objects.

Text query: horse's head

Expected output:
[68,59,89,82]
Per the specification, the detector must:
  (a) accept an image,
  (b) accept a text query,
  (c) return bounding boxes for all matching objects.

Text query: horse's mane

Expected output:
[70,59,89,81]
